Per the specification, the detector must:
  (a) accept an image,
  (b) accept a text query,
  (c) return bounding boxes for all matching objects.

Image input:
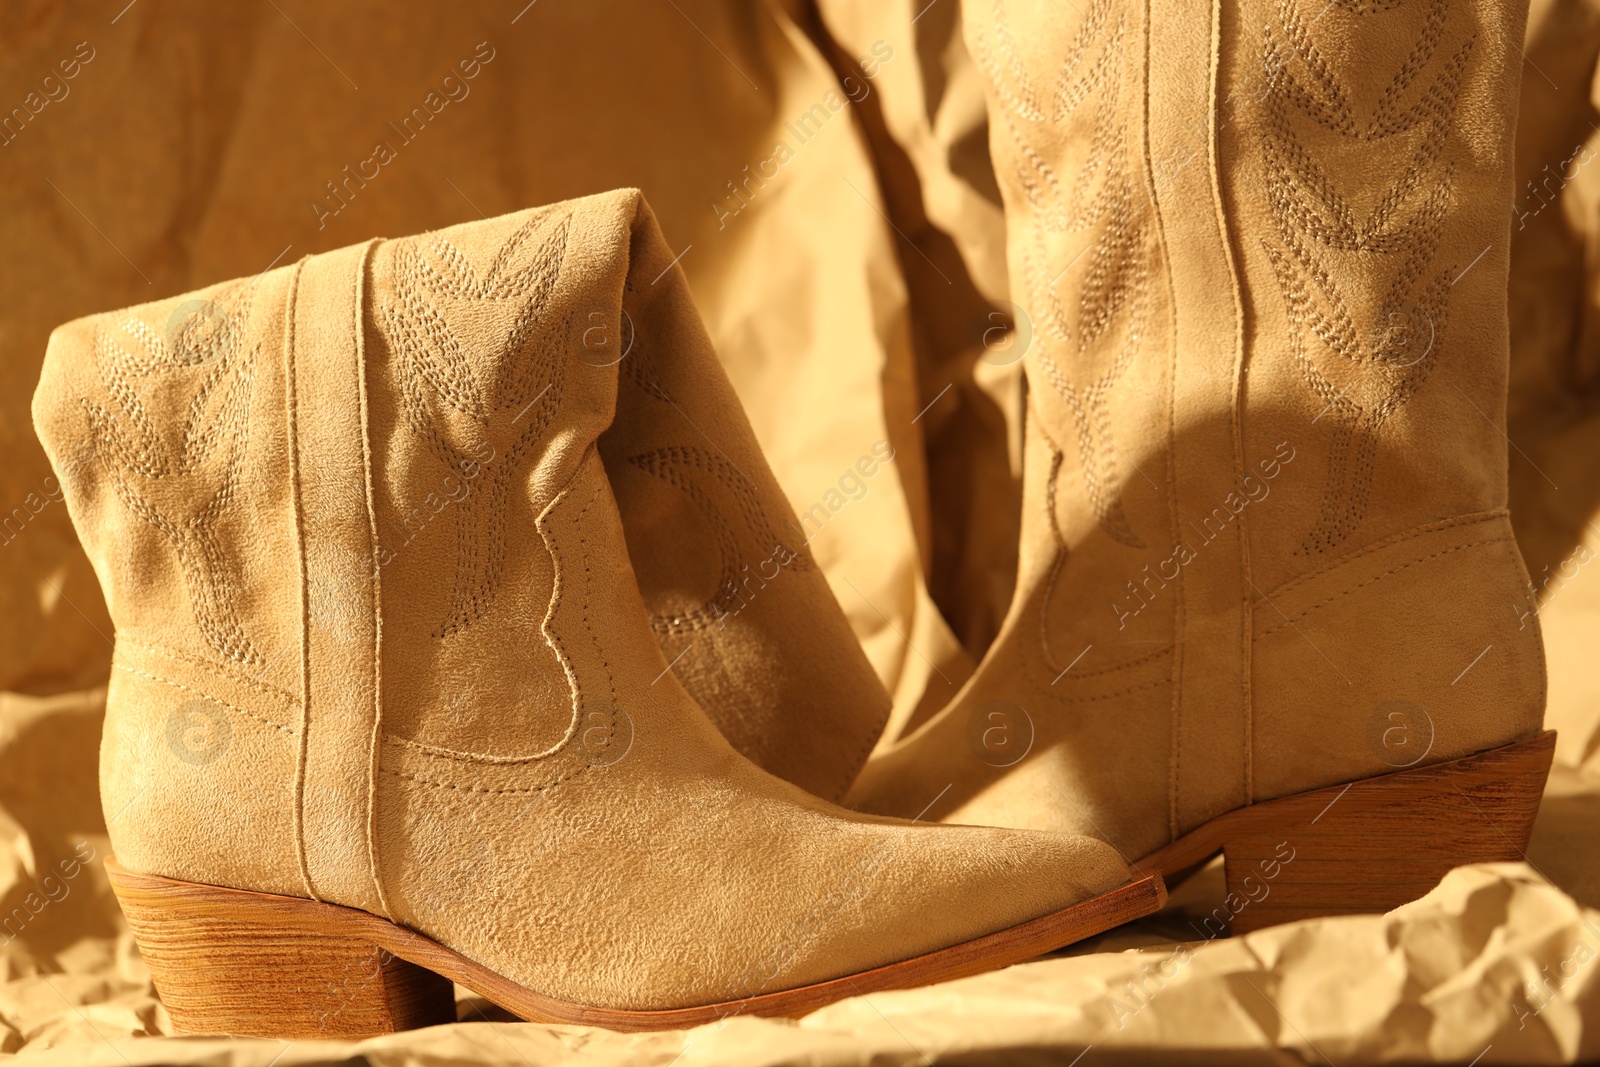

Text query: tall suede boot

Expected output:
[849,0,1553,931]
[33,189,1164,1035]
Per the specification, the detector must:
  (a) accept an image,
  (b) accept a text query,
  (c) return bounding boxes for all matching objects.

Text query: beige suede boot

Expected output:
[33,189,1163,1036]
[849,0,1554,932]
[595,276,889,801]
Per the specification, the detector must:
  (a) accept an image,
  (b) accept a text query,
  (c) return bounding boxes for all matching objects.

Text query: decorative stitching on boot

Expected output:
[1254,534,1512,639]
[974,0,1149,550]
[1258,508,1509,602]
[111,662,297,737]
[619,341,673,403]
[572,473,619,701]
[379,209,574,637]
[1029,642,1174,685]
[1037,428,1070,670]
[1259,0,1470,553]
[383,768,582,796]
[117,637,300,708]
[377,443,614,772]
[382,732,579,764]
[1034,673,1171,705]
[82,285,265,666]
[626,445,813,635]
[569,460,639,773]
[533,455,589,760]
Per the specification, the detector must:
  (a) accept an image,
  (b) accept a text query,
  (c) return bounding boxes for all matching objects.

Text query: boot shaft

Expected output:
[958,0,1544,839]
[976,0,1529,605]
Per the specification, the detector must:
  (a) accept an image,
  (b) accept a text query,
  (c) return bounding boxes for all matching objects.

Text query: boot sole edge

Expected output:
[105,856,1166,1036]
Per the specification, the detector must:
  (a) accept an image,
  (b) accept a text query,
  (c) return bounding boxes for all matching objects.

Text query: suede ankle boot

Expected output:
[849,0,1553,932]
[33,189,1164,1035]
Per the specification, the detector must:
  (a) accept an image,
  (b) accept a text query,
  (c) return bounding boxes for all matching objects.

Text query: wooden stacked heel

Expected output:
[107,863,456,1038]
[1140,731,1556,934]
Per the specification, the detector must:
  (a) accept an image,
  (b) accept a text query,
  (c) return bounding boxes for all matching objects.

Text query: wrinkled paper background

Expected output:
[3,0,1599,1063]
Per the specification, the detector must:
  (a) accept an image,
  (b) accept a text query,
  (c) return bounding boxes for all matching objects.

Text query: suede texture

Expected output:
[32,188,1131,1011]
[594,222,890,800]
[848,0,1548,861]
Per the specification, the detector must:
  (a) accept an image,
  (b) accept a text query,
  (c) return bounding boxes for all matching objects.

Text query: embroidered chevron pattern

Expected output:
[84,287,263,665]
[974,0,1148,550]
[381,209,573,636]
[1260,0,1468,552]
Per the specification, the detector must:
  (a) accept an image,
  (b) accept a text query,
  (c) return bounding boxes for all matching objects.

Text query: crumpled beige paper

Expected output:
[5,0,1600,1064]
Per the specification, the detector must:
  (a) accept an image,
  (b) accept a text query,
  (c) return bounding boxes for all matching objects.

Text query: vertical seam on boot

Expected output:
[572,467,620,709]
[284,253,320,905]
[537,456,586,753]
[1134,0,1185,847]
[1207,0,1255,810]
[354,237,396,923]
